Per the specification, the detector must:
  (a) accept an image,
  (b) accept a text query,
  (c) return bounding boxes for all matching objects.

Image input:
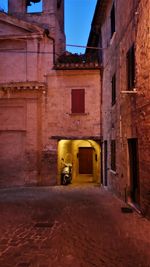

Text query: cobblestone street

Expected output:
[0,185,150,267]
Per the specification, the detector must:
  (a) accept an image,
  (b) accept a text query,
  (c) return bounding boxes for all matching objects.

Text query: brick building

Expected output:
[0,0,101,187]
[87,0,150,216]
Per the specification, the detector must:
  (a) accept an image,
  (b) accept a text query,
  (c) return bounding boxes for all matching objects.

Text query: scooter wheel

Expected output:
[61,178,66,185]
[62,175,69,185]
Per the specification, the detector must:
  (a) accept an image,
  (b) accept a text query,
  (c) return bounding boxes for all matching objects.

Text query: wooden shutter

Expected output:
[71,89,85,113]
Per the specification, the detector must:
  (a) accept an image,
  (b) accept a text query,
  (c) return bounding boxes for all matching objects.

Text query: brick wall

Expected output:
[100,0,150,215]
[135,0,150,214]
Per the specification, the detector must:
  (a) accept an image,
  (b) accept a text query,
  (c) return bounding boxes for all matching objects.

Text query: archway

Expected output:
[57,139,101,185]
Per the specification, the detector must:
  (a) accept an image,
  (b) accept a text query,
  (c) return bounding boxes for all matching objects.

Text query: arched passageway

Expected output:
[58,139,101,185]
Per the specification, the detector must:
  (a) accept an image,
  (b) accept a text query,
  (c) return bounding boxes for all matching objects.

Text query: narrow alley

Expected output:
[0,185,150,267]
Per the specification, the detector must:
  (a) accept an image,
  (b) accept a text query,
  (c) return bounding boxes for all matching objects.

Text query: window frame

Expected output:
[71,88,85,114]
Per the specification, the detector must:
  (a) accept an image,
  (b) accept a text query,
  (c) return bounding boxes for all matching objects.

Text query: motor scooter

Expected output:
[61,163,72,185]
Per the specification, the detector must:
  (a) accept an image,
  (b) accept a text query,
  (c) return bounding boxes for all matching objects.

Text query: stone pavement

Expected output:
[0,185,150,267]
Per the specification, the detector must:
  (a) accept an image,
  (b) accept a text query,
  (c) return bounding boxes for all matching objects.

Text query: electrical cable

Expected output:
[0,44,106,54]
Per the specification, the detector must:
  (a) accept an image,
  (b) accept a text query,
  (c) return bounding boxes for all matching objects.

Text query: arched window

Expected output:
[27,0,43,13]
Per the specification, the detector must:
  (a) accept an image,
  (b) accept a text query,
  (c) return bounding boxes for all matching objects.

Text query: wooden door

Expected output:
[79,147,93,174]
[128,138,140,204]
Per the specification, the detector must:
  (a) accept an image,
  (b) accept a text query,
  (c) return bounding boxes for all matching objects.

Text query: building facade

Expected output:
[88,0,150,216]
[0,0,101,187]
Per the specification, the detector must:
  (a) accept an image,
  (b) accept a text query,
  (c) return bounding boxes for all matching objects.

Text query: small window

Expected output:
[126,44,135,90]
[112,74,116,106]
[57,0,62,9]
[111,140,116,171]
[99,31,103,64]
[27,0,43,13]
[0,0,8,13]
[110,3,115,38]
[71,89,85,114]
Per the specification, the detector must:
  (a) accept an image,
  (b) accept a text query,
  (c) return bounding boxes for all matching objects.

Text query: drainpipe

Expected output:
[44,29,55,65]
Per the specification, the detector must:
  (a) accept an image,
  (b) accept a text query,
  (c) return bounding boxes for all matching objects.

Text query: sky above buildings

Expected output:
[0,0,97,54]
[65,0,97,54]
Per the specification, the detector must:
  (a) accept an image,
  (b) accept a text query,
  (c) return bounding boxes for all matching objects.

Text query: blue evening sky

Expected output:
[65,0,97,53]
[0,0,97,54]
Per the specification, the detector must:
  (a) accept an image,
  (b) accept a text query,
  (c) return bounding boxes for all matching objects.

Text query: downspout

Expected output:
[44,29,55,65]
[100,67,104,185]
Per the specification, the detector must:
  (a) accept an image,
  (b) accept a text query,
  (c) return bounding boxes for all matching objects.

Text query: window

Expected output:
[99,31,103,64]
[71,89,85,114]
[0,0,8,13]
[57,0,62,9]
[110,3,115,38]
[111,74,116,105]
[111,140,116,171]
[126,44,135,90]
[27,0,43,13]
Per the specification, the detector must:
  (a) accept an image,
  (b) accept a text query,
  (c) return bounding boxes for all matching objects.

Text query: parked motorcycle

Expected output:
[61,163,72,185]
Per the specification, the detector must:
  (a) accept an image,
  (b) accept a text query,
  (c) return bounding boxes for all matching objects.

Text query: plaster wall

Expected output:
[45,69,101,141]
[0,91,43,187]
[0,36,53,83]
[0,0,64,187]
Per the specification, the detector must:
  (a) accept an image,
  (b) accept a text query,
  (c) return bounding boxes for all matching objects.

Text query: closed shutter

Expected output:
[71,89,85,113]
